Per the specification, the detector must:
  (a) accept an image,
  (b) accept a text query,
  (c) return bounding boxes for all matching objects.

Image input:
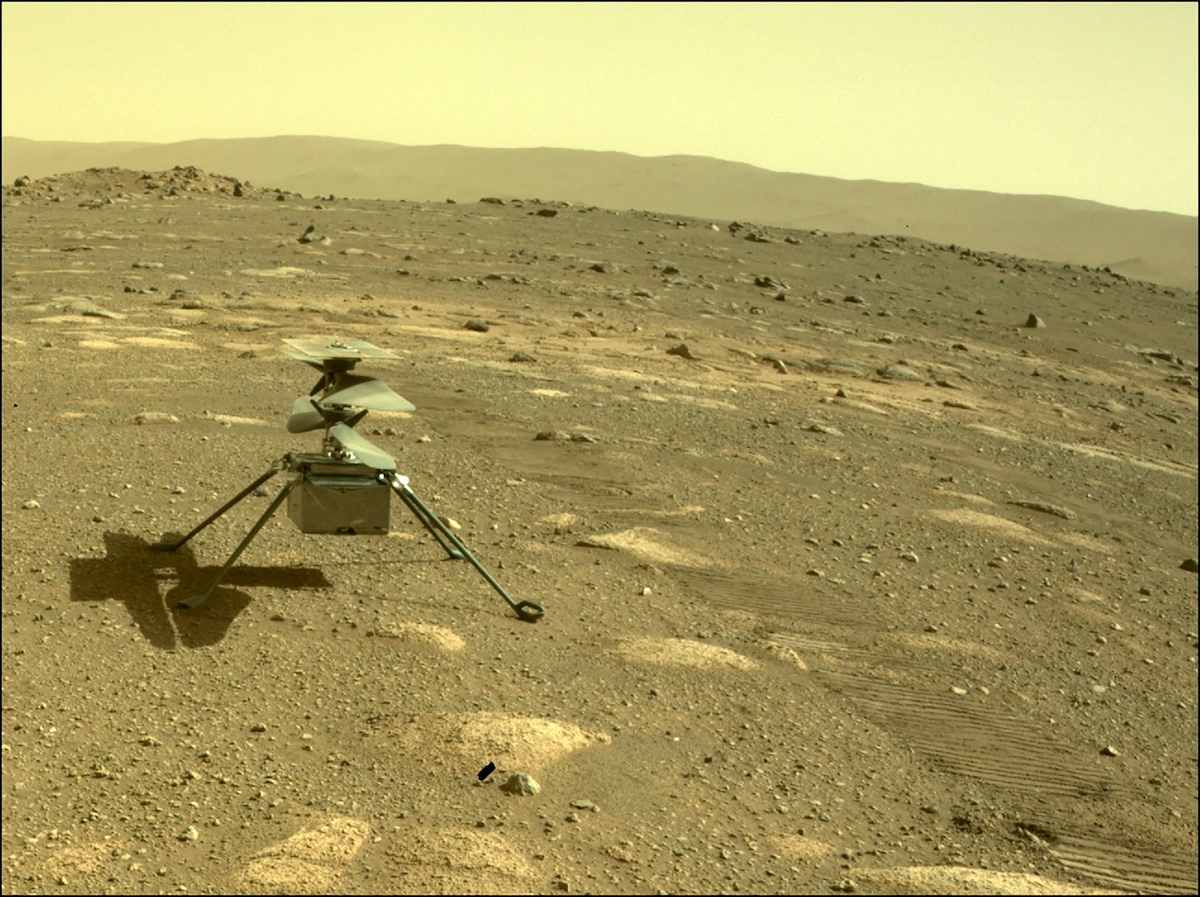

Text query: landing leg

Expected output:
[385,473,545,623]
[153,460,285,552]
[177,477,299,610]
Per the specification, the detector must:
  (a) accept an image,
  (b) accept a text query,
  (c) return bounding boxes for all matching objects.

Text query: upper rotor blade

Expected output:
[286,396,326,433]
[329,423,396,470]
[325,374,415,412]
[284,351,327,371]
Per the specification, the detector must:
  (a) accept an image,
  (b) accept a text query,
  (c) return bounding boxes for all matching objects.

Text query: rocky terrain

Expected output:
[5,137,1196,292]
[2,166,1197,895]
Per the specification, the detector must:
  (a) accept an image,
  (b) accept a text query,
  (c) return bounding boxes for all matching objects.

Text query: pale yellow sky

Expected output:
[2,1,1196,215]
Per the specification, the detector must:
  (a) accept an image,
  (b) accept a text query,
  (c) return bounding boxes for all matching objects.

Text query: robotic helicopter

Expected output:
[153,338,545,623]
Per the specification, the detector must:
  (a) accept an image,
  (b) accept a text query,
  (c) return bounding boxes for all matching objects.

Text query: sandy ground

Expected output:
[2,167,1197,895]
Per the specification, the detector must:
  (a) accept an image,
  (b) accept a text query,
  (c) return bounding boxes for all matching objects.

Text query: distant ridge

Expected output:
[3,135,1195,290]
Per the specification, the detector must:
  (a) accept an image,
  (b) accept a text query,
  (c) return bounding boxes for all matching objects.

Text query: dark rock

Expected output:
[535,208,558,217]
[1181,558,1199,573]
[535,430,569,441]
[844,294,865,304]
[509,351,536,363]
[1024,313,1046,328]
[589,262,619,274]
[481,196,505,205]
[464,319,490,333]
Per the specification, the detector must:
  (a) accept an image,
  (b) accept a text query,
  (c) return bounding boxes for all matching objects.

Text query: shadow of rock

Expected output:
[69,531,330,649]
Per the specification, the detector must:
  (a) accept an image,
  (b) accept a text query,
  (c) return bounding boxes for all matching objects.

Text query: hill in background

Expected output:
[3,135,1195,290]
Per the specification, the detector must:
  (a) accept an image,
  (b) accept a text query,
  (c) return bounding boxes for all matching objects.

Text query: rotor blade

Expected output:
[324,374,415,412]
[330,423,396,470]
[286,396,326,433]
[284,351,326,371]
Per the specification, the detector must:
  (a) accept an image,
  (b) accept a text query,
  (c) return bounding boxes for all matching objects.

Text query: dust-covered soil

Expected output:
[2,167,1197,894]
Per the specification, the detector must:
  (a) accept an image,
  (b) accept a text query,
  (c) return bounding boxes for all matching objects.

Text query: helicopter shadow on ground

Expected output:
[69,532,331,650]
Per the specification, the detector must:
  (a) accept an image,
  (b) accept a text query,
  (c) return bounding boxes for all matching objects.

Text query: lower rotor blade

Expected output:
[329,423,396,470]
[287,396,326,433]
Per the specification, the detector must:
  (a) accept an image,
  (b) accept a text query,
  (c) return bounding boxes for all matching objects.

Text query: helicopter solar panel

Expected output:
[282,338,398,361]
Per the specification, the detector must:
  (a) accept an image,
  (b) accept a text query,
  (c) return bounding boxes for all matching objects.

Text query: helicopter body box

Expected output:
[287,467,391,535]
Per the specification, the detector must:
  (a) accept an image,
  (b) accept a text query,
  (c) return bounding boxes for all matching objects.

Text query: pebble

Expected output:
[22,499,40,510]
[464,318,490,332]
[899,551,919,562]
[589,262,619,274]
[1024,313,1046,328]
[1100,745,1121,757]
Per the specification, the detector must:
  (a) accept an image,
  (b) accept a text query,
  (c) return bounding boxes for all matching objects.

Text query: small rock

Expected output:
[843,294,865,304]
[180,826,199,842]
[535,208,558,217]
[832,880,857,893]
[666,343,694,359]
[753,275,787,290]
[1008,499,1076,520]
[464,318,490,333]
[499,772,540,795]
[900,551,919,562]
[437,516,462,532]
[589,262,619,274]
[879,363,922,381]
[565,812,581,823]
[509,351,536,363]
[22,499,40,510]
[252,486,270,497]
[1180,558,1198,573]
[67,298,123,319]
[1024,313,1046,328]
[535,430,569,441]
[1100,745,1121,757]
[133,412,180,425]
